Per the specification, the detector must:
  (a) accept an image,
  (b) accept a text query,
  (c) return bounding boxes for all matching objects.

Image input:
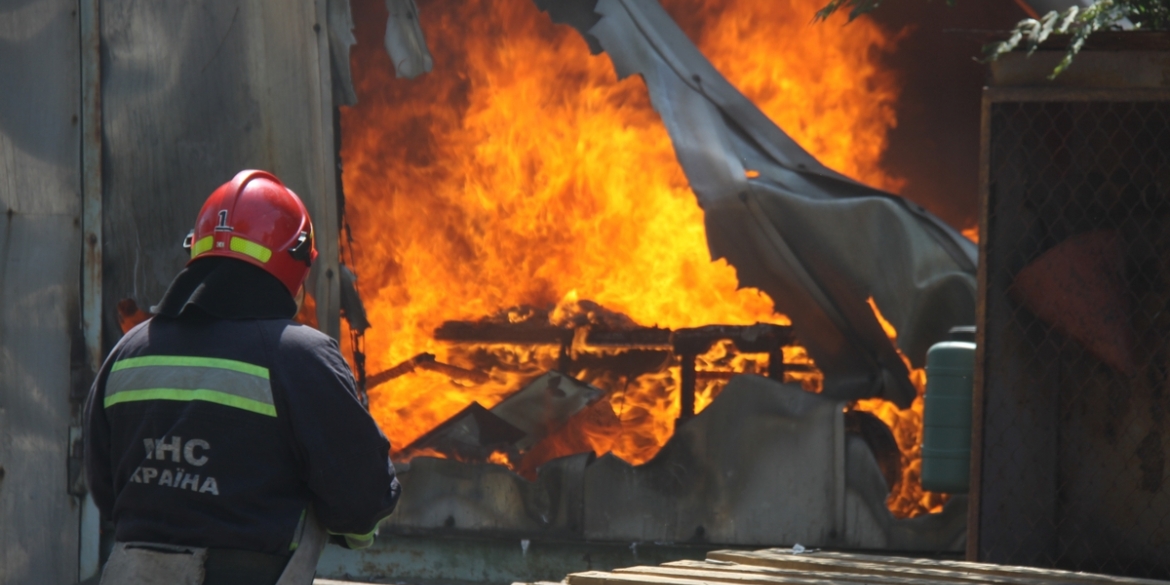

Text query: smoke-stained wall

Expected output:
[100,0,341,347]
[0,1,83,583]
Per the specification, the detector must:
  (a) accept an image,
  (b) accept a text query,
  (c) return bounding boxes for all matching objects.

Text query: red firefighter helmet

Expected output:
[184,170,317,295]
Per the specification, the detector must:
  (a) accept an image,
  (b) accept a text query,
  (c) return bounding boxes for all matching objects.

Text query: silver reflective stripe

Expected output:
[105,356,275,417]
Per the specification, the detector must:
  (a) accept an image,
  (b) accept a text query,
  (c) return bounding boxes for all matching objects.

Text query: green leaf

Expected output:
[817,0,1170,78]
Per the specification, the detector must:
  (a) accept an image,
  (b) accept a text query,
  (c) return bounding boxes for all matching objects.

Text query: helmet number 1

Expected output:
[215,210,232,232]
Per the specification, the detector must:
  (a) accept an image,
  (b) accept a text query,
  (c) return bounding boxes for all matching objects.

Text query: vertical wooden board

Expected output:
[976,101,1061,566]
[100,0,339,344]
[310,0,341,340]
[0,1,83,584]
[968,90,991,563]
[0,216,83,584]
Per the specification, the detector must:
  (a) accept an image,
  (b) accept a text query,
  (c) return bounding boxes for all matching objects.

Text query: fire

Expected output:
[854,298,948,517]
[341,0,921,513]
[664,0,904,192]
[962,225,980,243]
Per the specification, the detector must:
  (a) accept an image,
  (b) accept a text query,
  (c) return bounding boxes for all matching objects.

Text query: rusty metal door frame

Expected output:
[78,0,103,579]
[311,0,341,340]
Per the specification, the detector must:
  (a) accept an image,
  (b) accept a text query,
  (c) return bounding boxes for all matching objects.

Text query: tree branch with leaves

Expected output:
[815,0,1170,78]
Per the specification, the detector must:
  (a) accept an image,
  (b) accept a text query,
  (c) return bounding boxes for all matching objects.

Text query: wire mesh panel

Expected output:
[979,97,1170,578]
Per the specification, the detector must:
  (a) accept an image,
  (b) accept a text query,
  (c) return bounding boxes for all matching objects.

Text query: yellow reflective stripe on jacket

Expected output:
[327,528,376,550]
[344,534,374,549]
[104,389,276,417]
[229,237,272,263]
[289,509,307,551]
[105,355,275,417]
[191,235,214,259]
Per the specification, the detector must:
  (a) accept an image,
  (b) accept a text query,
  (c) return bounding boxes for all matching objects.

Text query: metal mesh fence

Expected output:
[980,98,1170,578]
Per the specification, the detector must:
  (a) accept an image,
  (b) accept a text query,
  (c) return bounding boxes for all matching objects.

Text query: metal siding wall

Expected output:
[100,0,339,344]
[0,0,83,583]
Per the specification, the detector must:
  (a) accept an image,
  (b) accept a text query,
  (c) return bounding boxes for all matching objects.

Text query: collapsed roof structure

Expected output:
[534,0,977,407]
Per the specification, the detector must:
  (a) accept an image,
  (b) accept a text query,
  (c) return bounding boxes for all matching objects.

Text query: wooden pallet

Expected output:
[522,548,1170,585]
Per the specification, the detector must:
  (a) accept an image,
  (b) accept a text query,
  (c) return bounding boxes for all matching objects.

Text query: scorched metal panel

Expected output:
[100,0,340,344]
[0,0,83,582]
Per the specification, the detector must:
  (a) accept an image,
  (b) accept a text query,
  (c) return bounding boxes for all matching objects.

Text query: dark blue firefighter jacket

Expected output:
[84,258,400,555]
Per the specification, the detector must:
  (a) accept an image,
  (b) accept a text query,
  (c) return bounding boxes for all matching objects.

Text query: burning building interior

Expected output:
[21,0,1170,583]
[325,0,988,563]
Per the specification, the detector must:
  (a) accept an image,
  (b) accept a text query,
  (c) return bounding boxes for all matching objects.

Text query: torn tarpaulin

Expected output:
[327,0,358,106]
[540,0,976,407]
[384,0,433,79]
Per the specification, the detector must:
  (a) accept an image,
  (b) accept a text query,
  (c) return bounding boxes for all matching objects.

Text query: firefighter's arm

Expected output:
[278,329,401,545]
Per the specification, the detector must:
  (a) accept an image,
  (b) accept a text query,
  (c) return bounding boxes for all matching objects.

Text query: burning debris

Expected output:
[491,372,605,450]
[340,0,968,532]
[397,370,605,466]
[344,0,839,472]
[375,295,947,532]
[385,299,816,477]
[386,375,966,550]
[548,0,977,409]
[369,352,490,386]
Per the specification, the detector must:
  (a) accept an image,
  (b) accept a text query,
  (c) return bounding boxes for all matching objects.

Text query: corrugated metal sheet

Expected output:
[3,1,342,582]
[100,0,340,344]
[0,0,83,582]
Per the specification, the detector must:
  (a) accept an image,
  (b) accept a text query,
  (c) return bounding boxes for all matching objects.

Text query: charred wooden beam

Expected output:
[368,353,431,386]
[585,327,672,347]
[679,352,697,422]
[437,321,793,353]
[434,321,578,372]
[432,321,804,428]
[692,365,817,381]
[434,321,573,345]
[672,323,793,354]
[417,358,491,385]
[368,352,490,388]
[673,323,794,425]
[767,346,786,380]
[694,370,737,380]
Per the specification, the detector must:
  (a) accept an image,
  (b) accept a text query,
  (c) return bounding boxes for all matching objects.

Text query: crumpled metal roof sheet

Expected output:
[546,0,977,407]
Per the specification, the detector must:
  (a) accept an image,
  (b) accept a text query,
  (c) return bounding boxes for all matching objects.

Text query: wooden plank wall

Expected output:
[974,100,1063,566]
[543,549,1170,585]
[0,0,84,583]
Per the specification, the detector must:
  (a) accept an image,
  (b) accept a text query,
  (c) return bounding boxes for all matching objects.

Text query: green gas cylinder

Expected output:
[920,340,975,493]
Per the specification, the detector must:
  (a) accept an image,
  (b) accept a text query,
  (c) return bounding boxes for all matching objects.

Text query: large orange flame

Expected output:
[342,0,929,516]
[856,298,948,516]
[664,0,904,192]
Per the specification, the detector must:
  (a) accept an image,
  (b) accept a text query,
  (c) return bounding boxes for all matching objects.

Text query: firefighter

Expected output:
[84,170,400,585]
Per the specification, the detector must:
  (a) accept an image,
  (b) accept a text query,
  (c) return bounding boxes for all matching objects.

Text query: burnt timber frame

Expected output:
[427,321,804,423]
